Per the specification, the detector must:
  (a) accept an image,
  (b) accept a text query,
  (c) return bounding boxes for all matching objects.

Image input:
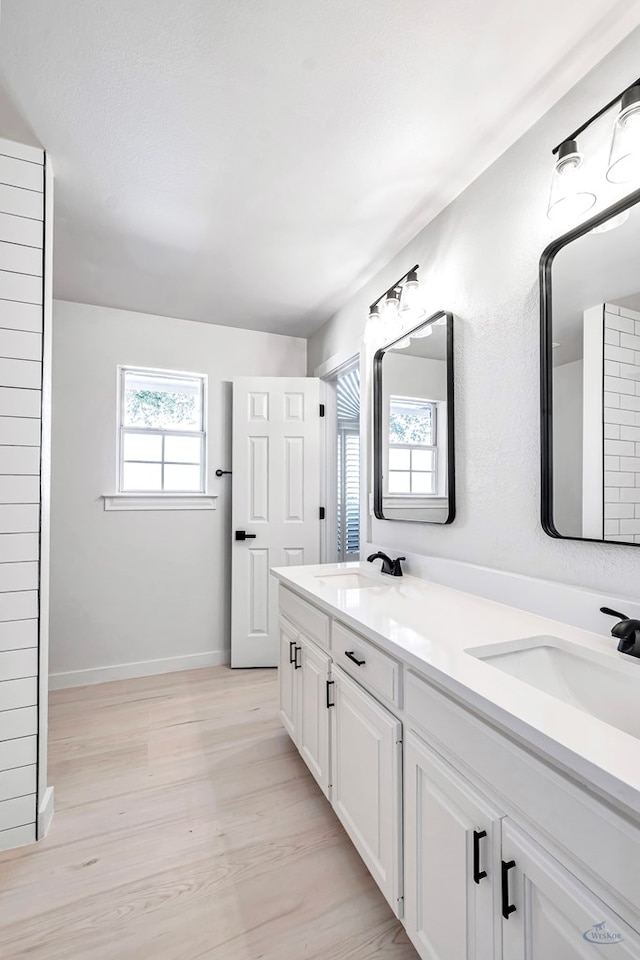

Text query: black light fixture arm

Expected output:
[369,264,419,311]
[552,76,640,155]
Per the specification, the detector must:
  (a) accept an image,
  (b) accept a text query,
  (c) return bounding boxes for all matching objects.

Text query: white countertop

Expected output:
[271,561,640,820]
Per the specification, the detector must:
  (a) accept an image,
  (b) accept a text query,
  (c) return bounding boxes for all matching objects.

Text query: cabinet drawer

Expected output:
[279,585,329,650]
[332,620,400,706]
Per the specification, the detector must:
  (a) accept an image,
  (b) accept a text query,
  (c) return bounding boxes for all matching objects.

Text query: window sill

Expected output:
[102,494,218,512]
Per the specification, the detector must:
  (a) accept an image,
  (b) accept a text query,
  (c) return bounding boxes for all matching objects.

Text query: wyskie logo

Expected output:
[583,921,624,944]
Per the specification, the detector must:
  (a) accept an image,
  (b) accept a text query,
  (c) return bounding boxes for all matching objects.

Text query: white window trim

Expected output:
[114,365,209,502]
[103,493,218,512]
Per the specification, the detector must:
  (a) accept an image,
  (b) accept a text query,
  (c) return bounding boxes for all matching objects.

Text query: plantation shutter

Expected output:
[336,367,360,560]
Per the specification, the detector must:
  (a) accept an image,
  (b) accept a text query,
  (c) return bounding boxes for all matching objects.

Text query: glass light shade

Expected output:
[399,274,427,321]
[607,87,640,184]
[411,323,433,339]
[546,140,596,224]
[591,209,630,234]
[381,289,400,321]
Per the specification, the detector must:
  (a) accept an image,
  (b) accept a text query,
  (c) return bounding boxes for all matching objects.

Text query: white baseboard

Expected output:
[38,786,54,840]
[49,650,229,690]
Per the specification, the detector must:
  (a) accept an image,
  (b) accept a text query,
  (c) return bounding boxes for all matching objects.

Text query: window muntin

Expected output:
[388,396,436,495]
[118,368,206,494]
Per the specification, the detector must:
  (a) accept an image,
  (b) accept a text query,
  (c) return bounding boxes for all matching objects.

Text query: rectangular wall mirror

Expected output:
[373,311,455,523]
[541,188,640,546]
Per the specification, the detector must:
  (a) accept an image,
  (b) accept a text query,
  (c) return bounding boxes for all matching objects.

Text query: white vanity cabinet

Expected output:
[404,731,502,960]
[501,821,640,959]
[278,615,331,797]
[275,578,640,960]
[330,664,403,915]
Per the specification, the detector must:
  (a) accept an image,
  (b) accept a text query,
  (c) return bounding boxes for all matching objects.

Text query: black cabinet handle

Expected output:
[473,830,487,884]
[501,860,516,919]
[235,530,257,541]
[345,650,366,666]
[289,640,296,664]
[294,646,301,669]
[326,679,335,708]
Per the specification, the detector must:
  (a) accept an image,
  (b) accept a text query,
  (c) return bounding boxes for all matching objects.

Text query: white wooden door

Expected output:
[330,664,403,916]
[231,377,321,667]
[298,633,331,798]
[278,616,300,742]
[404,731,502,960]
[501,819,640,959]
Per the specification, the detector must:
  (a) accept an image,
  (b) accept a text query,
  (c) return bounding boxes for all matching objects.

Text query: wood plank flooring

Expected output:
[0,667,417,959]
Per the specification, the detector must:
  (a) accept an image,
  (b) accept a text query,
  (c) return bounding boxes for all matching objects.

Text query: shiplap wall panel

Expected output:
[0,388,41,419]
[0,156,43,193]
[0,447,40,475]
[0,706,36,741]
[0,184,43,221]
[0,735,36,769]
[0,213,42,250]
[0,140,46,852]
[0,300,42,332]
[0,649,38,681]
[0,794,36,832]
[0,358,41,388]
[0,765,35,802]
[0,477,40,504]
[0,823,35,851]
[0,677,37,709]
[0,329,42,361]
[0,271,42,305]
[0,506,40,533]
[0,620,37,651]
[0,242,42,277]
[0,534,39,562]
[0,590,38,621]
[0,417,41,446]
[0,562,38,592]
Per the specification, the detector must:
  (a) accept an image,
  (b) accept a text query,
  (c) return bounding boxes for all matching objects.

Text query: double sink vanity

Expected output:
[272,560,640,959]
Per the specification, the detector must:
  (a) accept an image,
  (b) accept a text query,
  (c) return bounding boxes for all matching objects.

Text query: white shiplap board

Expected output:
[0,620,37,651]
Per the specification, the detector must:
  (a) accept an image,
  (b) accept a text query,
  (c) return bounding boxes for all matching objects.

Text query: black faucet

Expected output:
[600,607,640,658]
[367,551,405,577]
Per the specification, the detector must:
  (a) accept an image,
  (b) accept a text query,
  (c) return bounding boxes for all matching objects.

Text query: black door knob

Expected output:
[235,530,257,541]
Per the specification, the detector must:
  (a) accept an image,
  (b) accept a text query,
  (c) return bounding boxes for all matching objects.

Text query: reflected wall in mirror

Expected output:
[541,188,640,545]
[373,311,455,523]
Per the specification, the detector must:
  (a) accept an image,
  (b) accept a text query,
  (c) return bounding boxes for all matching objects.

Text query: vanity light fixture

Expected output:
[369,264,426,342]
[607,84,640,184]
[546,139,596,223]
[547,76,640,225]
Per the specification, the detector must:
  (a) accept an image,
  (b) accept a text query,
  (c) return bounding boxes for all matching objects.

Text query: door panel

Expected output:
[298,634,331,797]
[502,819,640,960]
[232,377,320,667]
[331,664,402,916]
[404,731,501,960]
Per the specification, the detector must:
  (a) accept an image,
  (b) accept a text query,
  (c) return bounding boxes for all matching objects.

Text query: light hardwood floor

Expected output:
[0,667,417,959]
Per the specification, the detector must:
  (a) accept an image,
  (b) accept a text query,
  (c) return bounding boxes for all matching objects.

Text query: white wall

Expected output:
[50,300,306,685]
[553,359,583,538]
[308,27,640,601]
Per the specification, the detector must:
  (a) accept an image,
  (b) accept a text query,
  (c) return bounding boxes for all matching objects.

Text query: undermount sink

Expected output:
[468,636,640,739]
[313,571,384,590]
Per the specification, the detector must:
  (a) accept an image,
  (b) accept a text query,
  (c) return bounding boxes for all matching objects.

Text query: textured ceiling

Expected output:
[2,0,640,336]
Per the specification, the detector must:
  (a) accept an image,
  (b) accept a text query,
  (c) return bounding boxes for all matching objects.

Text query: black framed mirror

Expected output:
[541,187,640,546]
[373,310,455,523]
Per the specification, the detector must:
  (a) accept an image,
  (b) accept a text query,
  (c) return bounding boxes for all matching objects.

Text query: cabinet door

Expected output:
[502,819,640,960]
[404,731,501,960]
[298,633,331,798]
[330,664,402,916]
[278,617,300,742]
